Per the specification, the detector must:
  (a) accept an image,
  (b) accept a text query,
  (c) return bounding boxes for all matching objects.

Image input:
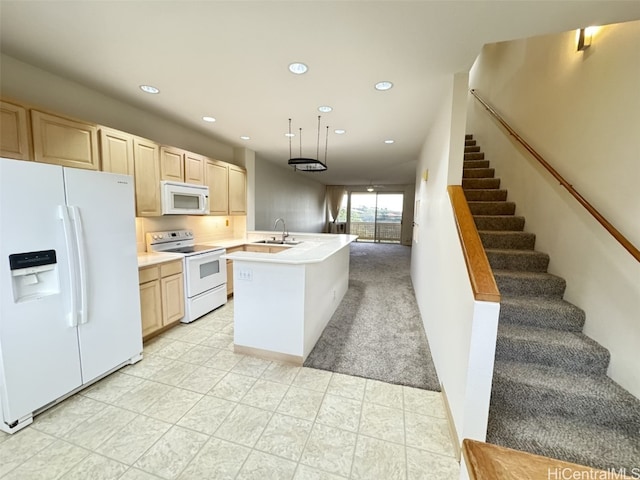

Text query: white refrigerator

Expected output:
[0,158,143,434]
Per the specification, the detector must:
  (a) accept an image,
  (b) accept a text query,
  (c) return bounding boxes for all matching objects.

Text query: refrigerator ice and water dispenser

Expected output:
[9,250,60,302]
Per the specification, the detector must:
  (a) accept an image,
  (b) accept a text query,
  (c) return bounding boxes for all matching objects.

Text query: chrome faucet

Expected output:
[273,217,288,243]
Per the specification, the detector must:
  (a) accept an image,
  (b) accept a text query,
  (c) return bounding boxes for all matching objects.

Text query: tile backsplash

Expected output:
[136,216,246,252]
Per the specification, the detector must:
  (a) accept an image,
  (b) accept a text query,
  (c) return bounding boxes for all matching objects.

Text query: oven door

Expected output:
[185,250,226,298]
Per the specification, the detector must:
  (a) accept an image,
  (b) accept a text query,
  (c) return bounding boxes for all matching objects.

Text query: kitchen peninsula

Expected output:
[223,232,357,365]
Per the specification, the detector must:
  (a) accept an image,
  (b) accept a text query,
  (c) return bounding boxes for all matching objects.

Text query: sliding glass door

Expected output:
[348,192,403,243]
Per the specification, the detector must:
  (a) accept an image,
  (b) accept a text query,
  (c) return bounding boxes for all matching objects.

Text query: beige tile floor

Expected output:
[0,302,460,480]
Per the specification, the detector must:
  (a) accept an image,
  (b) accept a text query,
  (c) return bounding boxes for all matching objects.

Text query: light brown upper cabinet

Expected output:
[184,152,205,185]
[228,165,247,215]
[99,127,134,175]
[133,137,161,216]
[205,158,229,215]
[160,146,185,182]
[31,110,99,170]
[0,100,31,161]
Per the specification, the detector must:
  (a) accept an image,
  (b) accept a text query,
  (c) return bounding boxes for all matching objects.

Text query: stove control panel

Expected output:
[146,229,195,250]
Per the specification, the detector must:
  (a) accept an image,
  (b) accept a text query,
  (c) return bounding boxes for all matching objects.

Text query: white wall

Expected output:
[411,72,500,454]
[467,21,640,397]
[254,157,326,233]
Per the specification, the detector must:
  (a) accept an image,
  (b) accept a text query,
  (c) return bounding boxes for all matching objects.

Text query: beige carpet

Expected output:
[304,242,440,391]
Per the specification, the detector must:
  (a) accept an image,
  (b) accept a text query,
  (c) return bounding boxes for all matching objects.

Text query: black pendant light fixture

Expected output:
[288,116,329,172]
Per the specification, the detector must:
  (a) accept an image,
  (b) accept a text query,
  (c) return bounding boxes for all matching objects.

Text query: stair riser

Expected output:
[469,202,516,215]
[462,178,500,189]
[463,160,490,169]
[495,337,609,375]
[474,216,525,231]
[464,145,481,153]
[480,232,535,249]
[491,379,640,432]
[499,302,585,332]
[487,251,549,272]
[463,168,495,178]
[464,190,507,201]
[464,152,485,160]
[494,273,566,298]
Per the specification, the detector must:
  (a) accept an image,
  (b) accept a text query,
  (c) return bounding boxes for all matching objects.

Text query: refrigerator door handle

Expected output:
[58,205,79,327]
[69,206,89,325]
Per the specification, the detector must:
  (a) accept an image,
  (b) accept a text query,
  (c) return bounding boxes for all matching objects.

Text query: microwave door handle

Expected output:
[69,206,89,325]
[58,205,79,327]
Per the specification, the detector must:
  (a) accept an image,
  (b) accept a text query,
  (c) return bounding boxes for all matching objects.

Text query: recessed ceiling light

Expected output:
[139,85,159,94]
[384,139,395,144]
[288,62,308,75]
[202,116,216,123]
[375,81,393,91]
[318,105,332,113]
[334,129,346,135]
[240,136,251,140]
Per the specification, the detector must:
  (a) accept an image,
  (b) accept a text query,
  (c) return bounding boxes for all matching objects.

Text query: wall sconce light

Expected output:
[576,27,592,51]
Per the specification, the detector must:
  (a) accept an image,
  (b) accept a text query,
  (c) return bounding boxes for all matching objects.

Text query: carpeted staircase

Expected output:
[462,134,640,471]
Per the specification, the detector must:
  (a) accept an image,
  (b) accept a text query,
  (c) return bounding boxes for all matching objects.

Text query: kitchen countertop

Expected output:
[136,252,183,268]
[222,232,358,265]
[138,232,357,267]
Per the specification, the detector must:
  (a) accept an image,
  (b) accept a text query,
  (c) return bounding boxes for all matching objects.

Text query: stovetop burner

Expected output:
[164,244,223,254]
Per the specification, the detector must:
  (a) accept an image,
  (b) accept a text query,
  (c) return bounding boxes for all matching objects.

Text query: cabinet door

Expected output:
[31,110,99,170]
[133,137,161,216]
[205,159,229,215]
[99,127,134,175]
[184,152,204,185]
[160,146,184,182]
[140,280,162,338]
[244,245,271,253]
[0,100,31,160]
[161,273,185,325]
[228,165,247,215]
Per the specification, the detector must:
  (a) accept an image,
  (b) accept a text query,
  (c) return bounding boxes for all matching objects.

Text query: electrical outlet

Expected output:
[238,268,253,281]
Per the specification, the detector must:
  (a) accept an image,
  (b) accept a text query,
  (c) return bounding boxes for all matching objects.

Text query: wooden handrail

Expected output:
[448,186,500,303]
[462,439,634,480]
[470,89,640,263]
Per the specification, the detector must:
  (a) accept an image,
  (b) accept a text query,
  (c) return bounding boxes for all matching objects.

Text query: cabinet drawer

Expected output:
[227,246,244,254]
[139,265,159,284]
[160,260,183,277]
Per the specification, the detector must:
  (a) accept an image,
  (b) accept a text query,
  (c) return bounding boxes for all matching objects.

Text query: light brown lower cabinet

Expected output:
[139,260,184,340]
[243,245,287,254]
[225,246,245,296]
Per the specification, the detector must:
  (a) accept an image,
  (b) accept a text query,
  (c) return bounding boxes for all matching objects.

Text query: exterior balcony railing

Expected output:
[349,221,401,242]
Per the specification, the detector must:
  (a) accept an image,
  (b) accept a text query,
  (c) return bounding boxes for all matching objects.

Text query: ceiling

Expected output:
[1,1,639,185]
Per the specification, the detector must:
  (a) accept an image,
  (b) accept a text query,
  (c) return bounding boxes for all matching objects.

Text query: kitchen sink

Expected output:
[254,239,301,245]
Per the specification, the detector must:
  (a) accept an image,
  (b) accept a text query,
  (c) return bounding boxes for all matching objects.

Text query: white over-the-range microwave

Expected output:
[161,181,210,215]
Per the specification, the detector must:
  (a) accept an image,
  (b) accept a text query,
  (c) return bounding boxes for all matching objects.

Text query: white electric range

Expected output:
[146,230,227,323]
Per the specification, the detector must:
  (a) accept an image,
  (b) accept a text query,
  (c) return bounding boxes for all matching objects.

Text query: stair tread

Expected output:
[486,248,547,257]
[487,411,640,471]
[493,360,639,407]
[493,269,562,282]
[497,323,610,358]
[499,295,585,331]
